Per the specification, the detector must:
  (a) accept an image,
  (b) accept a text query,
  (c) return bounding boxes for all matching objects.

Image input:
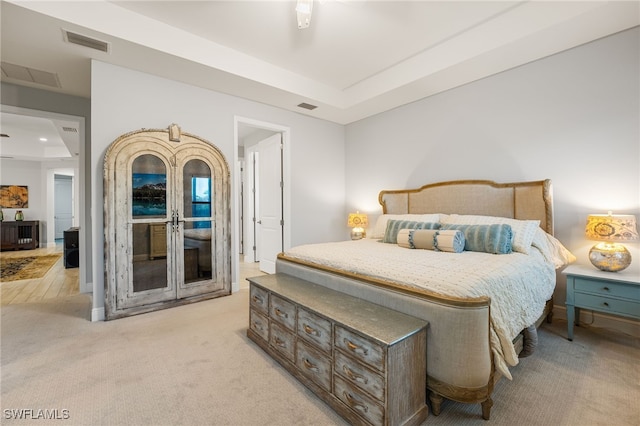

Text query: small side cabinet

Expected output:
[563,264,640,341]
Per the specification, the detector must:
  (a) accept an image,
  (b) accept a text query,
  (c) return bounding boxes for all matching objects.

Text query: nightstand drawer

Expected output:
[298,308,332,353]
[574,277,640,302]
[574,293,640,318]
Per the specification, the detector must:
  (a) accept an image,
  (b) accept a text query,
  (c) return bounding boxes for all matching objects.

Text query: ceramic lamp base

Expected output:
[350,227,365,240]
[589,242,632,272]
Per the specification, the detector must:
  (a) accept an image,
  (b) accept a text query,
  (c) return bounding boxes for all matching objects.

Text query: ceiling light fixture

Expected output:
[296,0,313,29]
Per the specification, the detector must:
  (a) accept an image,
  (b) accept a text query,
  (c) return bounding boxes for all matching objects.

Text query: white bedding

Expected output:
[284,238,556,379]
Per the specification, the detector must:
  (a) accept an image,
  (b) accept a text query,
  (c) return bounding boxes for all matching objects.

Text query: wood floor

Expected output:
[1,244,79,306]
[1,247,264,306]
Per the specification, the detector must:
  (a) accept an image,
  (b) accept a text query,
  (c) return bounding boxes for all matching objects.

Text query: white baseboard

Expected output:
[553,305,640,338]
[91,306,105,322]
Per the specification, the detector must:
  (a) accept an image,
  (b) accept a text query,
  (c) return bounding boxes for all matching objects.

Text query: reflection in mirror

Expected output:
[183,159,213,281]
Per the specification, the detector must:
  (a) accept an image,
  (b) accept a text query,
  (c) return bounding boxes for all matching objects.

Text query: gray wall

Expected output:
[345,27,640,305]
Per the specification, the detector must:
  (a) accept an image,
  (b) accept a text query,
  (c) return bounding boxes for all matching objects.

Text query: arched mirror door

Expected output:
[104,125,230,319]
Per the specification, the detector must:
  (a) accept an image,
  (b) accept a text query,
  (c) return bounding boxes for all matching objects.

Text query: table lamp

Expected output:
[585,212,638,272]
[348,212,368,240]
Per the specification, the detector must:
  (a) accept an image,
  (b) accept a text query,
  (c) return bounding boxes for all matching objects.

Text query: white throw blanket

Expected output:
[284,238,556,379]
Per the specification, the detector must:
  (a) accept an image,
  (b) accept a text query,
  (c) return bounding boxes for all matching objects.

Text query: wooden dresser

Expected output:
[247,273,429,426]
[0,221,39,251]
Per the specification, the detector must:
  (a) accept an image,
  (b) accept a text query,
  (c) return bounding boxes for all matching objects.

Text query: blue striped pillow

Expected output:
[382,220,440,244]
[440,224,513,254]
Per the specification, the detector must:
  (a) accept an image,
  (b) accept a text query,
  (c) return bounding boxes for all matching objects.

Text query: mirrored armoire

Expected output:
[104,125,230,319]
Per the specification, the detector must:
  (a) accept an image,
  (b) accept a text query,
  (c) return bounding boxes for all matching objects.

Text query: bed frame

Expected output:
[276,179,554,420]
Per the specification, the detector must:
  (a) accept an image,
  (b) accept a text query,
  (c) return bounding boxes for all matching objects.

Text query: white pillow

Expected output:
[371,214,441,239]
[440,214,539,254]
[531,228,576,269]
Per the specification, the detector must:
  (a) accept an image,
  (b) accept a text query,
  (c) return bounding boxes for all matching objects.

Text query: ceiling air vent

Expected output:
[1,62,61,88]
[63,29,110,53]
[297,102,318,110]
[62,127,78,133]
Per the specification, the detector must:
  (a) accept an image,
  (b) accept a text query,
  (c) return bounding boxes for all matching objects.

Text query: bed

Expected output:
[276,179,574,419]
[183,228,212,276]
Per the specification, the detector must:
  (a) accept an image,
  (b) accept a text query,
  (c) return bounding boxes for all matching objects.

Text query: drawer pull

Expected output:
[274,308,289,319]
[343,365,368,384]
[344,338,368,356]
[343,391,368,413]
[602,302,609,307]
[274,337,287,348]
[303,358,319,373]
[602,287,610,292]
[251,320,264,331]
[252,295,263,304]
[303,324,320,337]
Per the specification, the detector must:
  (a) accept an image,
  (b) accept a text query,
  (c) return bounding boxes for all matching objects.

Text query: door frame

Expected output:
[233,116,291,291]
[0,105,87,292]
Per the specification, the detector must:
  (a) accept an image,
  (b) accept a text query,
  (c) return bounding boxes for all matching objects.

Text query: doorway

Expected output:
[235,117,291,280]
[54,174,74,240]
[104,126,231,319]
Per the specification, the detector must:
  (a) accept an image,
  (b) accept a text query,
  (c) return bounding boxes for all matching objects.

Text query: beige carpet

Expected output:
[0,253,61,282]
[1,291,638,425]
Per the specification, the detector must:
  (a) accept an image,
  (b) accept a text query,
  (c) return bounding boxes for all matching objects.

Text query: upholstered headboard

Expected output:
[379,179,554,235]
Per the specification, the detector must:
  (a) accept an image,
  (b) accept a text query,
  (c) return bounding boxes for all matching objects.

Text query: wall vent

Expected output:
[63,29,110,53]
[297,102,318,110]
[1,62,61,88]
[62,127,78,133]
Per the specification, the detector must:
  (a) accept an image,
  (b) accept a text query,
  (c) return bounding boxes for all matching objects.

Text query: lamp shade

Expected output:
[347,212,368,228]
[585,214,638,241]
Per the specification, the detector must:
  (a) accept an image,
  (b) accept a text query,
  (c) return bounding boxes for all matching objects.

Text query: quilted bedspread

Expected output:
[284,238,556,379]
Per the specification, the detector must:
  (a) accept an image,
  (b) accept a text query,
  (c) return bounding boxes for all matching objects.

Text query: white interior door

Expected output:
[257,134,283,274]
[54,174,73,239]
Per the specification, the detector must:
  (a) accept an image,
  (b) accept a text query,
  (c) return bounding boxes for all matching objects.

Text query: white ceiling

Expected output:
[1,0,638,160]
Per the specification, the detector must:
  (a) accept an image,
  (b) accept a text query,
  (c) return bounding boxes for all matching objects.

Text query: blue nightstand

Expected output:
[563,264,640,341]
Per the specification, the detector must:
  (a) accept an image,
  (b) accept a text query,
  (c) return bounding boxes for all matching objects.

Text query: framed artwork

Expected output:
[0,185,29,208]
[132,173,166,217]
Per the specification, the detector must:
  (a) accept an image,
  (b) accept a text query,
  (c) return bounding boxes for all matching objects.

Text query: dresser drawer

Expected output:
[249,309,269,342]
[334,374,384,425]
[574,277,640,302]
[298,308,332,353]
[297,340,332,392]
[335,351,385,402]
[270,321,295,361]
[574,293,640,318]
[270,295,296,331]
[250,285,269,314]
[335,326,384,372]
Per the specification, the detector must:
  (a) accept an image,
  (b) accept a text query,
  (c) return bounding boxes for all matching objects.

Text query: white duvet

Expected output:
[284,238,556,379]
